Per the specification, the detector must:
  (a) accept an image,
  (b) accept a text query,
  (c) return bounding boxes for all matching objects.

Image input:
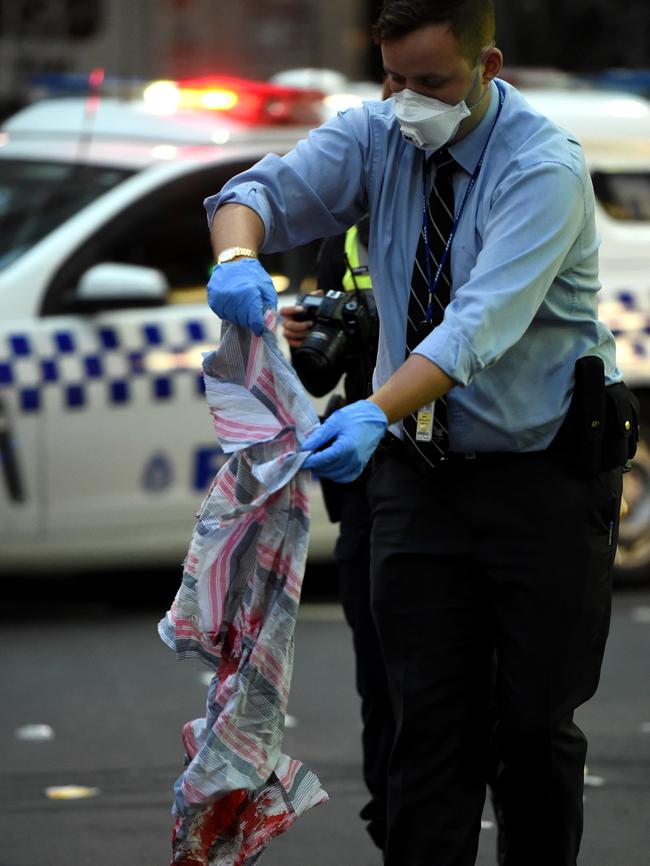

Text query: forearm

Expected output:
[368,354,455,425]
[210,204,265,260]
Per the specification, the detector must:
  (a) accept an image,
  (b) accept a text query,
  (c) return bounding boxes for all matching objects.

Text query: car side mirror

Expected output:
[71,263,169,311]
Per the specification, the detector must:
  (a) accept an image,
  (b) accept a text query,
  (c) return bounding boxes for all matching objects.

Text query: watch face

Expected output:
[217,248,235,264]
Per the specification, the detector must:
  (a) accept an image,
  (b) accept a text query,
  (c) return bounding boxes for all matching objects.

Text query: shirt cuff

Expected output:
[204,183,273,241]
[411,322,485,388]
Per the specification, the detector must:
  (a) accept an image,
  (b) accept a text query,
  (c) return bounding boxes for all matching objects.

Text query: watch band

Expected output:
[216,246,258,265]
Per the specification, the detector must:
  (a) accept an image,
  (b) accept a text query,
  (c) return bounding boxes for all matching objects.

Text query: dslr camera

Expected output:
[291,289,378,397]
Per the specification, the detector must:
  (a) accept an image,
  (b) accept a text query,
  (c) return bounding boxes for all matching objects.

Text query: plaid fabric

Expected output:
[159,309,327,865]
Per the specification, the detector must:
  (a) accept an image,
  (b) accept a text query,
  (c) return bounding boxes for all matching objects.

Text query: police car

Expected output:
[1,77,650,581]
[0,76,341,575]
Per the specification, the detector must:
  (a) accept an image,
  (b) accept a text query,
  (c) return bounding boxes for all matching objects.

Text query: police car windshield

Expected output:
[0,159,133,271]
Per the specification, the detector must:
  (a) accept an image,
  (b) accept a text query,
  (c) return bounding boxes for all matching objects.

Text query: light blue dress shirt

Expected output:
[205,79,620,452]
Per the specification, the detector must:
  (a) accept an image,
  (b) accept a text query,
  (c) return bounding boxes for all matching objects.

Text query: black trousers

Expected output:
[368,448,622,866]
[335,474,396,851]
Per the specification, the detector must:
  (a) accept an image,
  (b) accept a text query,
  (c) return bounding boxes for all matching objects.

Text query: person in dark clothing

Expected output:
[281,218,395,853]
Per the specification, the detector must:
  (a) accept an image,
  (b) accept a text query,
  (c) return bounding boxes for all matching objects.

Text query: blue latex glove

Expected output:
[301,400,388,483]
[207,258,277,336]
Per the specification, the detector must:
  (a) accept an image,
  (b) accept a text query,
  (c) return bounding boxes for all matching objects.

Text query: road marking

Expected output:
[640,722,650,734]
[45,786,100,800]
[631,606,650,624]
[298,603,345,622]
[481,820,494,830]
[15,724,55,742]
[199,672,213,687]
[584,774,606,788]
[285,714,299,728]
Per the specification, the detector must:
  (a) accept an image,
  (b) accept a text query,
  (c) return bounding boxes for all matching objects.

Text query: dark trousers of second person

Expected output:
[368,445,621,866]
[335,471,396,851]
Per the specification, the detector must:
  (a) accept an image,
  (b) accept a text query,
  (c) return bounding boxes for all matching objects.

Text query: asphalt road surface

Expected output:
[1,571,649,866]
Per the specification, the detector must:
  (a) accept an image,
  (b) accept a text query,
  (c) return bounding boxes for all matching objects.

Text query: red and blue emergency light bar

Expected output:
[143,75,324,125]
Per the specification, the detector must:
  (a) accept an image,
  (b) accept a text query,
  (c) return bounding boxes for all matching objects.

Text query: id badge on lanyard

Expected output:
[416,403,435,442]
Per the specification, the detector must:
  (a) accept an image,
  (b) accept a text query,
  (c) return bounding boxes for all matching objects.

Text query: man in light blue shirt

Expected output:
[204,2,629,864]
[205,61,619,459]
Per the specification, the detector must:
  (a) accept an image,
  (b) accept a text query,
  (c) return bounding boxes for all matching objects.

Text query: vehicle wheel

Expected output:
[614,391,650,585]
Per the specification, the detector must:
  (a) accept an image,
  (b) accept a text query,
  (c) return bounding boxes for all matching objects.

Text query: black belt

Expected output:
[374,432,564,476]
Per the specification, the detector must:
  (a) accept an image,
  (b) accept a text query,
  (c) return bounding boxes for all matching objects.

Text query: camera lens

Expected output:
[293,326,348,397]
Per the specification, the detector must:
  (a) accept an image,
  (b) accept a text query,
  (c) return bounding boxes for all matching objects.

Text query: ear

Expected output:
[481,47,503,84]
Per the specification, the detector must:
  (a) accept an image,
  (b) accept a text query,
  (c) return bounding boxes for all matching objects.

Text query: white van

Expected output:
[524,88,650,582]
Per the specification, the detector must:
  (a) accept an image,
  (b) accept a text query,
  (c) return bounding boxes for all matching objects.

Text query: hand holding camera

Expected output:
[280,290,324,349]
[282,289,379,397]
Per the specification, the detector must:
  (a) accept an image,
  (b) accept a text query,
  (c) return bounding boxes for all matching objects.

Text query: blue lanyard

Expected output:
[421,81,505,324]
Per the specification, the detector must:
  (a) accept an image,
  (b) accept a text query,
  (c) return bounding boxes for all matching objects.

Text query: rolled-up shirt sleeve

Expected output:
[204,108,372,252]
[413,160,587,386]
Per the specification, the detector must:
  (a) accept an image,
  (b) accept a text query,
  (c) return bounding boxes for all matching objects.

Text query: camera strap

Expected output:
[421,81,505,324]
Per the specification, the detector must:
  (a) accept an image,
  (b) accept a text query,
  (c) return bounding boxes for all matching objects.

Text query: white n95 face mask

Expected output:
[392,68,484,150]
[393,90,470,150]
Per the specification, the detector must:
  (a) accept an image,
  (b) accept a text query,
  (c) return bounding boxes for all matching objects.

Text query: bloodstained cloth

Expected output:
[159,311,327,865]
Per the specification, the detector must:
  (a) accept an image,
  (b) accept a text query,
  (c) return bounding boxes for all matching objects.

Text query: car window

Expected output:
[0,159,133,272]
[43,160,319,314]
[592,171,650,221]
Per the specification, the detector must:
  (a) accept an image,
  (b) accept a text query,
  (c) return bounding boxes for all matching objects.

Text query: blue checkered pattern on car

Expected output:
[601,291,650,349]
[0,318,217,414]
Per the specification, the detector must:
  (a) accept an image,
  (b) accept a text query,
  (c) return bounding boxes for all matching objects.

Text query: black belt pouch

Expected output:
[554,356,640,475]
[602,381,640,470]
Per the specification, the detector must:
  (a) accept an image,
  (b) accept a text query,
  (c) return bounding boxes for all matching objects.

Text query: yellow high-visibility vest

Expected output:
[342,224,372,291]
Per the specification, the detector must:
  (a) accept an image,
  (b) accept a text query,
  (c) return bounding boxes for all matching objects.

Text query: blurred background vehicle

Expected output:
[518,84,650,583]
[0,75,341,575]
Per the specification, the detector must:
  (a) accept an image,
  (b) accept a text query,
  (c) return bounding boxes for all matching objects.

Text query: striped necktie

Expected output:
[403,149,459,469]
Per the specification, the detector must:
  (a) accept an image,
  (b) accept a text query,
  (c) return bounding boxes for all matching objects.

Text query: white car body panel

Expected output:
[0,101,333,573]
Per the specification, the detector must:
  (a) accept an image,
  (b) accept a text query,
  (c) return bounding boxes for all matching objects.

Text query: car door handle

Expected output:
[0,398,26,503]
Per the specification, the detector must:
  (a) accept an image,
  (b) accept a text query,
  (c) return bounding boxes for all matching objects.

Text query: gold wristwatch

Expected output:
[216,247,258,265]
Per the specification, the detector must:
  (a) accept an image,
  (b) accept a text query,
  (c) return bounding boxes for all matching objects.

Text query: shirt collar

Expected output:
[445,79,500,175]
